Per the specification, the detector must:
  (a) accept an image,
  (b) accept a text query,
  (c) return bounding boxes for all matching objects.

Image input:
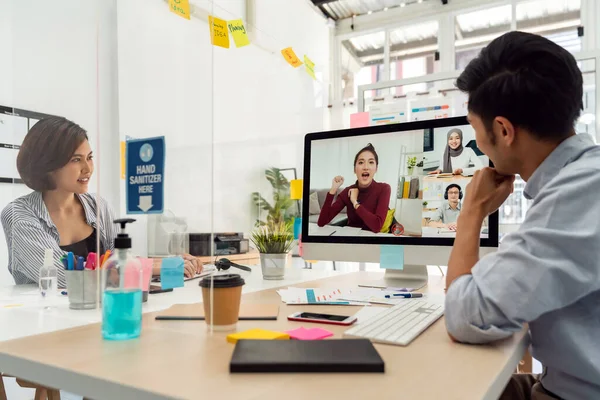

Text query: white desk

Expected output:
[0,268,349,343]
[0,271,529,400]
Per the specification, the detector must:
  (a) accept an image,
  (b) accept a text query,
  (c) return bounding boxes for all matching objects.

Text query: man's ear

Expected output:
[493,117,516,146]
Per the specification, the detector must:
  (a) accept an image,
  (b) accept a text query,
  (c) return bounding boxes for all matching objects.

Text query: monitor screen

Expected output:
[302,117,497,246]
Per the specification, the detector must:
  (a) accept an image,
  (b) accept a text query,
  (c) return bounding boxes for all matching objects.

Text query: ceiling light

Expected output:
[384,7,388,11]
[368,10,373,14]
[401,3,406,7]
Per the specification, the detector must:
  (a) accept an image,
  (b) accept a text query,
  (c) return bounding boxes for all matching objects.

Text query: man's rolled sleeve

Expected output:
[445,274,522,344]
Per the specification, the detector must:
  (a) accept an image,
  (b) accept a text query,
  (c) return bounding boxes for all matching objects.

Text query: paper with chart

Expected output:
[276,287,366,305]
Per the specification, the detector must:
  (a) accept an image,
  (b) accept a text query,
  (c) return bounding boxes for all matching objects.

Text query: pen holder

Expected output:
[66,270,99,310]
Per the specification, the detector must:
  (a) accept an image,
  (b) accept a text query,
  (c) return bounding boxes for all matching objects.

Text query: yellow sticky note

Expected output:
[227,329,290,344]
[169,0,190,20]
[209,16,230,49]
[120,141,126,180]
[227,19,250,48]
[281,47,303,68]
[304,55,316,80]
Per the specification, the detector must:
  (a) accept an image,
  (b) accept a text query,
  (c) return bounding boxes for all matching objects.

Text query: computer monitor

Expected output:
[301,116,498,289]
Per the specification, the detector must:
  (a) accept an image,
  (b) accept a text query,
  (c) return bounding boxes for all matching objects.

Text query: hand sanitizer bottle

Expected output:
[39,248,58,300]
[102,218,143,340]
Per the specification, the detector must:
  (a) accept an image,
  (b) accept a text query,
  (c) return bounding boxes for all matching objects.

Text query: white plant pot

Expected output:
[260,253,288,280]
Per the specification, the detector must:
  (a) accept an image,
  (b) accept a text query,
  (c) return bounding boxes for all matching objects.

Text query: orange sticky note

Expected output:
[169,0,190,20]
[209,16,230,49]
[304,55,316,80]
[281,47,303,68]
[120,141,126,180]
[228,19,250,48]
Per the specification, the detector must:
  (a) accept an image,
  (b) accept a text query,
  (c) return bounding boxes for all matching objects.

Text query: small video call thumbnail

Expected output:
[307,124,489,239]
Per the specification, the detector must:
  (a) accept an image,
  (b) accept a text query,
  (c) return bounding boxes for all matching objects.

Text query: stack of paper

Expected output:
[276,287,366,306]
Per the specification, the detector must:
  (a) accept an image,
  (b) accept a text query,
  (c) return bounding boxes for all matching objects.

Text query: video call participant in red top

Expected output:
[317,143,391,233]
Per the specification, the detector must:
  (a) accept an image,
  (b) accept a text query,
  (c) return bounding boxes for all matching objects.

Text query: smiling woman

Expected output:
[0,117,118,287]
[0,117,202,287]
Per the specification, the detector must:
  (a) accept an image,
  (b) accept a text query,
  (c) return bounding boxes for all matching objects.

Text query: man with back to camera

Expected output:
[428,184,462,231]
[444,31,600,399]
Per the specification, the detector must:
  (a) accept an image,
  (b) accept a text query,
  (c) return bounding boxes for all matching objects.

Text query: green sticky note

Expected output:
[380,245,404,270]
[160,257,185,289]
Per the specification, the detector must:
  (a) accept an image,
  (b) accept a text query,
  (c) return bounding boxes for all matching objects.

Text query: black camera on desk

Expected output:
[188,233,249,257]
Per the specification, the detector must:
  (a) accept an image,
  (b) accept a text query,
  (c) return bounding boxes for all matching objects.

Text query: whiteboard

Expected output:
[0,106,55,183]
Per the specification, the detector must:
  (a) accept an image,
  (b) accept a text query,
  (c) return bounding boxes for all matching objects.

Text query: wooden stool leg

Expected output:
[517,349,533,373]
[34,388,47,400]
[0,376,8,400]
[47,389,61,400]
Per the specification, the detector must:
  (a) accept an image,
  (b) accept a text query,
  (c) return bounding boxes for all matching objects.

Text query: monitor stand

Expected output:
[359,264,429,291]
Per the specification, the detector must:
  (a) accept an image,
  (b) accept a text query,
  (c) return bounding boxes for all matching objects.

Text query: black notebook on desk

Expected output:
[230,339,385,373]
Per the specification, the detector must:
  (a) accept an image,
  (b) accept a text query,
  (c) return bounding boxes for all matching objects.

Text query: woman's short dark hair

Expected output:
[456,31,583,141]
[17,117,88,191]
[354,143,379,166]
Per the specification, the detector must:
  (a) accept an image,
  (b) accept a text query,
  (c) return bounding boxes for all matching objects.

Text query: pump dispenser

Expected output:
[102,218,143,340]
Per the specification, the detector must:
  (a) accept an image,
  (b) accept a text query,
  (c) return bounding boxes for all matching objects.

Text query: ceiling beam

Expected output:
[336,0,509,40]
[349,37,439,58]
[311,0,337,6]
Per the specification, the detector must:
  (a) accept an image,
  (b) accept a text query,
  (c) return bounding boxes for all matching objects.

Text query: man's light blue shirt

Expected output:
[445,134,600,399]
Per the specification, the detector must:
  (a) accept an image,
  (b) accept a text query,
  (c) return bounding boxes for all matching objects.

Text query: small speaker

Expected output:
[577,26,584,37]
[434,51,440,61]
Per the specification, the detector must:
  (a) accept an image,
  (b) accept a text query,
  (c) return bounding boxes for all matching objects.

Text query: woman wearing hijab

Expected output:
[428,128,483,176]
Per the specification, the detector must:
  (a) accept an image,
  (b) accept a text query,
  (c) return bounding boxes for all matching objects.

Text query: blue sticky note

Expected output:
[160,257,184,289]
[380,245,404,270]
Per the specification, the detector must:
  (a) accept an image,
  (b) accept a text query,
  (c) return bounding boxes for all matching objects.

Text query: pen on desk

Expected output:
[155,316,278,321]
[329,231,337,236]
[67,252,75,271]
[85,252,97,270]
[384,293,423,299]
[100,250,111,268]
[76,256,85,271]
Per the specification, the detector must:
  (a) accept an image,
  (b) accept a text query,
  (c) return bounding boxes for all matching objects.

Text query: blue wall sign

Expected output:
[126,136,165,214]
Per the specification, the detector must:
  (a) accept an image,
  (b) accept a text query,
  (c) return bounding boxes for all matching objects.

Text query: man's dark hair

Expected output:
[354,143,379,166]
[456,31,583,141]
[17,117,88,191]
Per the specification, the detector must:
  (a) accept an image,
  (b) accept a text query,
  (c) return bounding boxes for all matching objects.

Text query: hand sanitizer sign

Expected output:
[126,137,165,214]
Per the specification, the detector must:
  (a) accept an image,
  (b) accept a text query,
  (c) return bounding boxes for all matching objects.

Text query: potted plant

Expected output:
[250,220,294,280]
[422,201,428,209]
[407,156,417,175]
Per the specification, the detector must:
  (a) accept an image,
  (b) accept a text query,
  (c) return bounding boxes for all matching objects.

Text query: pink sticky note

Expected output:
[350,112,369,128]
[139,258,153,291]
[124,258,153,290]
[285,327,334,340]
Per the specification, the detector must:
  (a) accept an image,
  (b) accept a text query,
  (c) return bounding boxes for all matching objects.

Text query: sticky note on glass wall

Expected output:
[160,257,185,289]
[228,19,250,48]
[281,47,303,68]
[380,245,404,270]
[120,141,126,180]
[209,16,230,49]
[169,0,190,20]
[304,55,316,80]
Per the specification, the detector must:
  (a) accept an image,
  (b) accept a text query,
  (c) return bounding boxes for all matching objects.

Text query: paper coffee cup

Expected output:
[199,274,245,331]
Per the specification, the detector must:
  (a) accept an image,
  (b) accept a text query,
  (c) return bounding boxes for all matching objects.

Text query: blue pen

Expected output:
[76,256,85,271]
[67,252,75,271]
[384,293,423,299]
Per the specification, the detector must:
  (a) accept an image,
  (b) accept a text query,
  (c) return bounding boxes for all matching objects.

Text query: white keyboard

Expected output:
[344,300,444,346]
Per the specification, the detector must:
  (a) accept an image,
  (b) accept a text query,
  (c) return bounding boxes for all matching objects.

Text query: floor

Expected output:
[2,258,540,399]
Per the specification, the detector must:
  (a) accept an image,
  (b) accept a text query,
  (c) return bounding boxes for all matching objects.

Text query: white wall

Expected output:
[117,0,330,255]
[0,0,119,286]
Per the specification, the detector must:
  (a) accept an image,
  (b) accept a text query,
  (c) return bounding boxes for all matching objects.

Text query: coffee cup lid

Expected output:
[199,274,245,288]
